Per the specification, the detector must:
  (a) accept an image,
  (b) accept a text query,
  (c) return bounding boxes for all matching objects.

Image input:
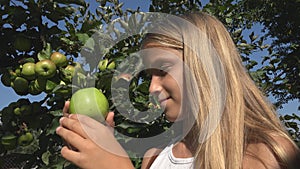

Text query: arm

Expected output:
[141,148,162,169]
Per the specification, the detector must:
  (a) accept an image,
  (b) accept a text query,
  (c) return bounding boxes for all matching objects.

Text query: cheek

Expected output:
[170,67,184,98]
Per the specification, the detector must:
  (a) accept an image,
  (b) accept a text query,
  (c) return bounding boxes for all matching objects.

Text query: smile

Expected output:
[158,97,171,105]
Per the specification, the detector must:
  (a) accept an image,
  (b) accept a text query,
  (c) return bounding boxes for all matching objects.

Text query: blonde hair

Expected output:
[142,12,298,169]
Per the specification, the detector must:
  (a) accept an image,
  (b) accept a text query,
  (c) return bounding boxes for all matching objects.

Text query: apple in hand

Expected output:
[69,87,109,122]
[35,59,57,78]
[50,52,68,67]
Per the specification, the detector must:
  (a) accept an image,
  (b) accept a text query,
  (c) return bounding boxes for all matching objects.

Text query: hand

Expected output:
[57,102,134,169]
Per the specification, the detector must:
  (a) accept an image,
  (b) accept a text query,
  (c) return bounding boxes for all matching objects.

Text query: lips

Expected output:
[158,97,171,105]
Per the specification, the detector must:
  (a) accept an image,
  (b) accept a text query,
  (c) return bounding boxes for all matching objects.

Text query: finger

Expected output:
[106,112,115,127]
[59,116,88,138]
[60,146,81,165]
[68,114,110,137]
[56,126,87,151]
[63,101,70,117]
[69,114,106,129]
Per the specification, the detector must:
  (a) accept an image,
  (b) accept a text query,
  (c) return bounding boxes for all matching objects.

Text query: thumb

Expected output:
[106,111,115,127]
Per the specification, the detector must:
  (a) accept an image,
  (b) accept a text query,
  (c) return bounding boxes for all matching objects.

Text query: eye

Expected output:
[159,63,173,72]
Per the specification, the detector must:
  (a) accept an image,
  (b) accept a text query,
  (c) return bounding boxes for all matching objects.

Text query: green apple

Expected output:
[8,69,17,83]
[17,132,34,146]
[21,62,36,80]
[98,59,108,71]
[50,52,68,67]
[60,62,84,83]
[107,61,116,70]
[73,62,85,74]
[13,107,22,116]
[60,64,75,83]
[35,59,57,78]
[14,99,31,115]
[20,104,32,115]
[69,87,109,122]
[1,133,17,150]
[12,77,29,95]
[15,66,22,76]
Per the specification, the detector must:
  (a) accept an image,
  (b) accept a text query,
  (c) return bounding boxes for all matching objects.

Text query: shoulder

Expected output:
[141,148,163,169]
[243,135,299,169]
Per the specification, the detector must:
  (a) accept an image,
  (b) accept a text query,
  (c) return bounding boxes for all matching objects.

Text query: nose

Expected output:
[149,75,162,95]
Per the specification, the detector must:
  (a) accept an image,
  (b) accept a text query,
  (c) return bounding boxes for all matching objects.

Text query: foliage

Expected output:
[0,0,299,168]
[238,0,300,108]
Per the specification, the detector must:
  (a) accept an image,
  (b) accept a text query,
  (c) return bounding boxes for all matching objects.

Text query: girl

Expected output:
[56,12,299,169]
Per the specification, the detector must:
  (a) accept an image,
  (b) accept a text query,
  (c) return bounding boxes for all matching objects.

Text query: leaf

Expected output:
[76,33,89,44]
[284,114,294,120]
[42,151,51,166]
[49,110,63,117]
[37,51,49,61]
[61,37,74,45]
[18,57,35,64]
[37,43,52,61]
[225,18,232,24]
[127,127,141,134]
[136,81,149,94]
[46,78,60,93]
[84,38,95,50]
[46,117,61,135]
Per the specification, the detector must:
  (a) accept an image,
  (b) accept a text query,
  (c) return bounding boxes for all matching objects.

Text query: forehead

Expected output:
[140,45,183,66]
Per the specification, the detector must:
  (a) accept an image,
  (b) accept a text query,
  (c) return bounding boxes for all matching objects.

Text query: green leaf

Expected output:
[37,51,50,61]
[42,151,51,166]
[284,114,294,120]
[46,117,60,135]
[225,18,232,24]
[76,33,90,44]
[127,127,141,134]
[46,79,60,93]
[84,38,95,50]
[18,57,35,64]
[37,43,52,61]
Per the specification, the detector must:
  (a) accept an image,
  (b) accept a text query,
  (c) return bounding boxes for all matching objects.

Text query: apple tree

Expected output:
[0,0,299,168]
[0,0,148,168]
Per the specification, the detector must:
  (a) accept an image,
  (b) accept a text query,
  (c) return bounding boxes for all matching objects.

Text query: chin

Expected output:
[165,113,181,122]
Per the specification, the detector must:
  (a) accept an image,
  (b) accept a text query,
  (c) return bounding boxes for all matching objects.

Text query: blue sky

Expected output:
[1,0,298,116]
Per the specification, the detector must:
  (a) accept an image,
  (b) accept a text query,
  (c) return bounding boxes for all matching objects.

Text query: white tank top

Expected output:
[150,144,194,169]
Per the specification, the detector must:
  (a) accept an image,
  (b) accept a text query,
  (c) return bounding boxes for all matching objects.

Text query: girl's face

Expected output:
[142,45,184,122]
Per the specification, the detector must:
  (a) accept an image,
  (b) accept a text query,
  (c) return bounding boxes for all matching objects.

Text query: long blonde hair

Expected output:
[142,12,298,169]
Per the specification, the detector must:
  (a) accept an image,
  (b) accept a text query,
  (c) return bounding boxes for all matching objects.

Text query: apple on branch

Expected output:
[35,59,57,79]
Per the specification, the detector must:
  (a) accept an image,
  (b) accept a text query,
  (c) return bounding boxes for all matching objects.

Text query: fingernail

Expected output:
[59,117,65,123]
[56,126,61,133]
